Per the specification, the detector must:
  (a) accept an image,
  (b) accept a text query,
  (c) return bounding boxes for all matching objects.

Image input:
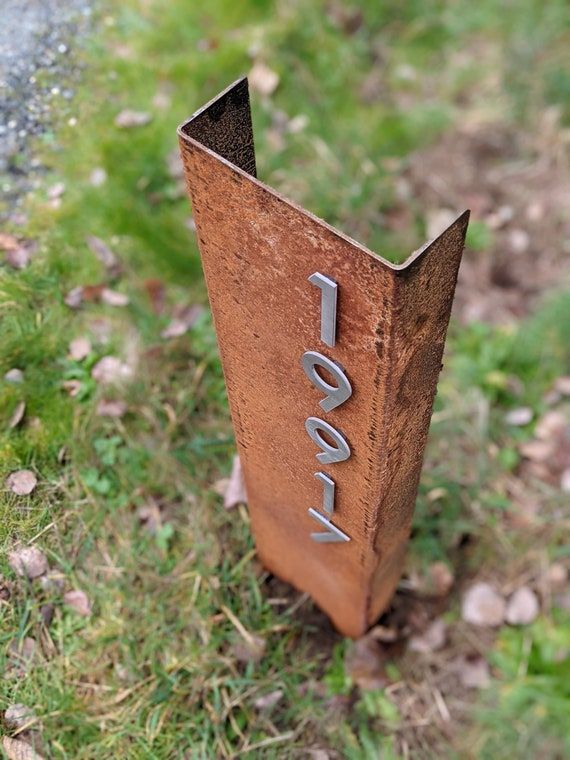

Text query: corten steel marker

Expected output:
[178,77,469,638]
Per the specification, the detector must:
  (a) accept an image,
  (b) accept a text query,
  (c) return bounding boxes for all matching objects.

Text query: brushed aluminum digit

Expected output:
[301,350,352,412]
[308,508,350,543]
[315,471,335,515]
[309,272,337,347]
[305,417,351,464]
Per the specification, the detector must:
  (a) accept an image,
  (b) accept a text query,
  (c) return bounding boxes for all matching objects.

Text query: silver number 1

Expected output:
[301,351,352,412]
[309,272,337,347]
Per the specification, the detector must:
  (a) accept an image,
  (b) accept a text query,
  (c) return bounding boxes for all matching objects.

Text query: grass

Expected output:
[1,0,569,757]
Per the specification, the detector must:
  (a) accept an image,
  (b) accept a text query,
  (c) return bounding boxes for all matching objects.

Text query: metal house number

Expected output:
[302,273,352,544]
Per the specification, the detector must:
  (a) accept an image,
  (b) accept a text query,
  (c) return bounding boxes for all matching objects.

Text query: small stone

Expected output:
[101,288,129,307]
[4,369,24,383]
[461,582,506,627]
[2,736,45,760]
[508,228,530,254]
[505,586,539,625]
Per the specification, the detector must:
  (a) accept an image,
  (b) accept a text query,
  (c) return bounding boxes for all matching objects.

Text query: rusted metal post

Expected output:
[178,78,469,638]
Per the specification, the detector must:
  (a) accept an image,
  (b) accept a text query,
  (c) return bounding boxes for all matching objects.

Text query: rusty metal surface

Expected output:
[178,78,469,638]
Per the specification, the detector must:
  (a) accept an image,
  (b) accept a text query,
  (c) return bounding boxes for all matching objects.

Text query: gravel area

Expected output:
[0,0,92,219]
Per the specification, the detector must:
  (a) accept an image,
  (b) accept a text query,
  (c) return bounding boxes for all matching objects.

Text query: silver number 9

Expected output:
[305,417,351,464]
[301,351,352,412]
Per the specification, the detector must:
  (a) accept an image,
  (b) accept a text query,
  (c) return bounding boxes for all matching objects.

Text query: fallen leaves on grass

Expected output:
[68,337,92,361]
[8,546,48,579]
[505,586,539,625]
[2,737,44,760]
[63,590,91,616]
[8,401,26,429]
[114,109,152,128]
[461,582,505,627]
[65,284,129,309]
[92,356,133,384]
[6,470,37,496]
[409,618,447,654]
[96,399,127,418]
[0,233,34,269]
[345,632,388,690]
[248,61,279,96]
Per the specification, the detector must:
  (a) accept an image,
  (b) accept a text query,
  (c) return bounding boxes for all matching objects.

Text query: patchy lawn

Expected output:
[1,0,569,757]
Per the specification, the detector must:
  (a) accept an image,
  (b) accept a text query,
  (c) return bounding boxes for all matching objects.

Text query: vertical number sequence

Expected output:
[303,272,352,543]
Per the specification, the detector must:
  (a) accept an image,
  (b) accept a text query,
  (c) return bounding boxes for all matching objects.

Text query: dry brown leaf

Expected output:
[86,235,120,274]
[4,368,24,383]
[547,563,568,591]
[505,586,539,625]
[101,288,130,307]
[505,407,533,426]
[96,399,127,418]
[64,286,85,309]
[6,470,37,496]
[115,109,152,128]
[231,634,266,664]
[92,356,133,384]
[62,380,82,397]
[8,401,26,430]
[8,546,48,579]
[7,637,37,676]
[0,232,20,251]
[248,61,279,96]
[160,304,203,339]
[345,633,388,690]
[223,455,247,510]
[142,279,165,315]
[461,582,505,627]
[2,737,45,760]
[63,589,92,616]
[409,618,447,654]
[4,703,36,730]
[253,689,283,710]
[428,561,454,596]
[5,246,30,270]
[456,655,490,689]
[68,337,92,361]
